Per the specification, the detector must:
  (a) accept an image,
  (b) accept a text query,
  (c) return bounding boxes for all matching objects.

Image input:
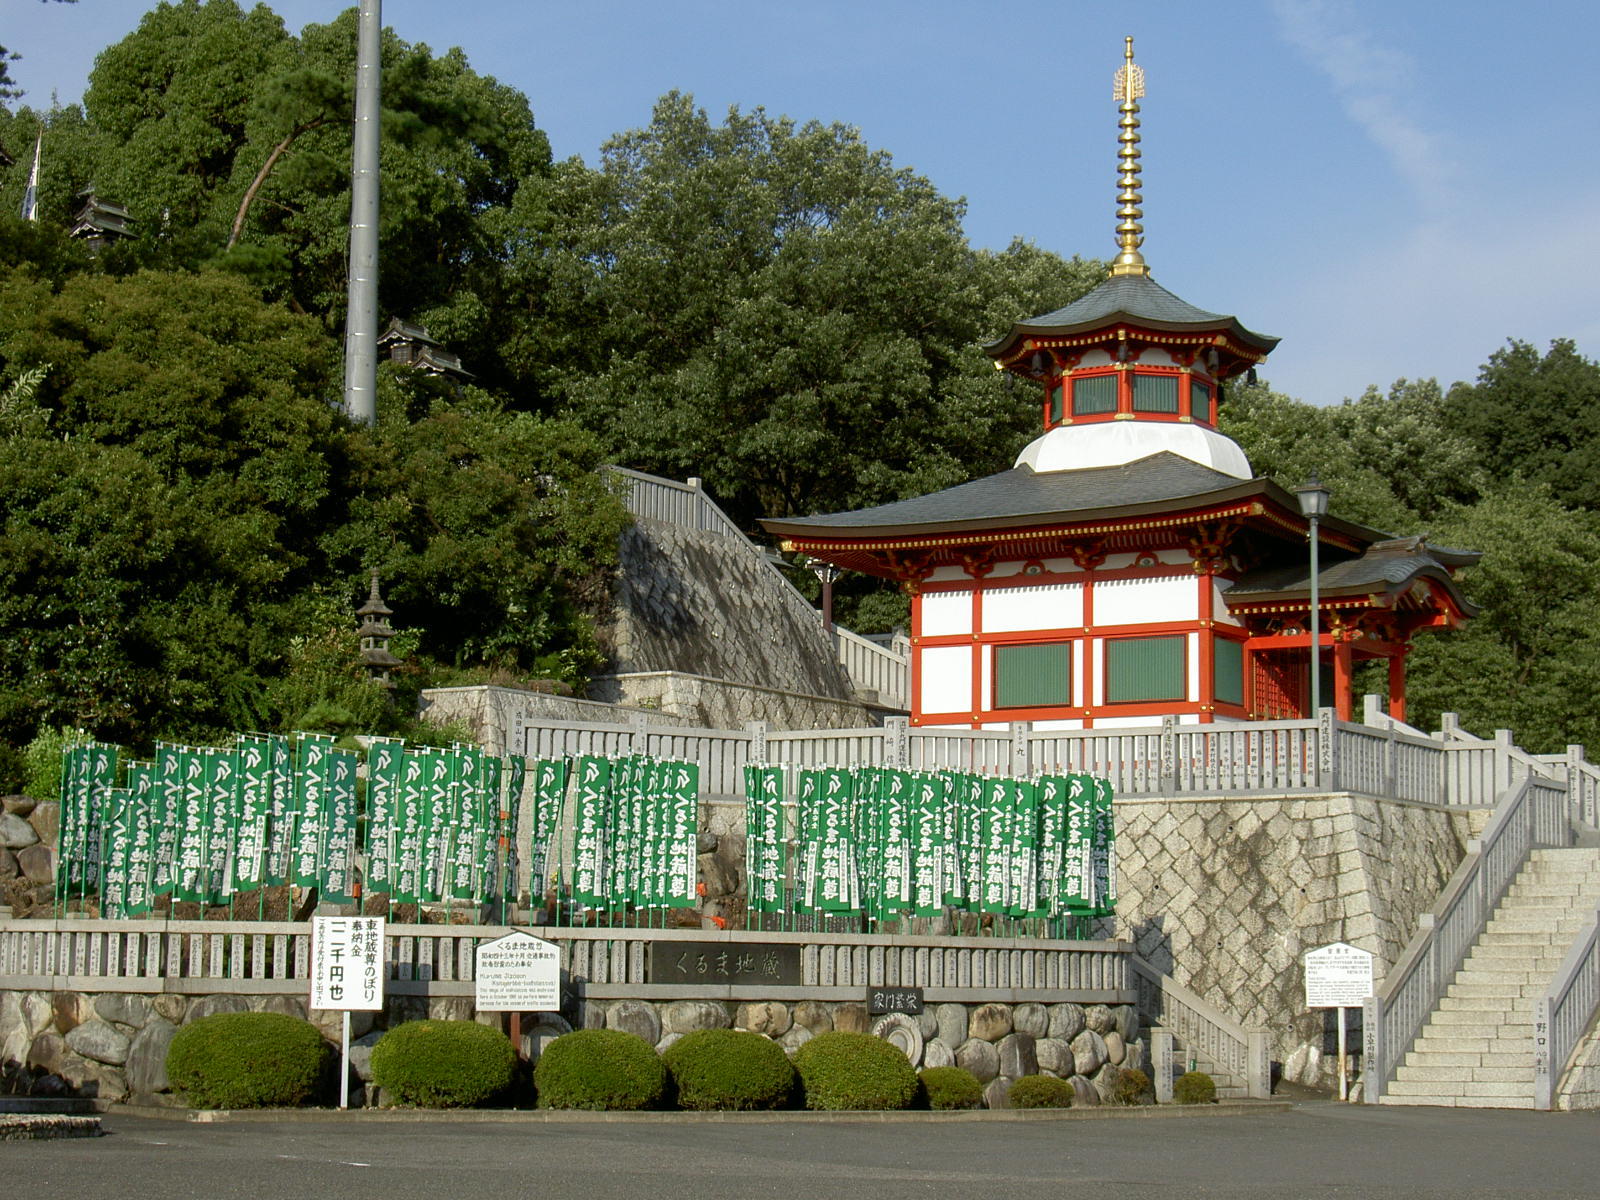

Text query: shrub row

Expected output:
[168,1014,1184,1113]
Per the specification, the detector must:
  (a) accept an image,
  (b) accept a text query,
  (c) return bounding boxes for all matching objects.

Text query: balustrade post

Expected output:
[884,716,910,768]
[1318,707,1337,790]
[1152,1029,1175,1103]
[1385,724,1398,799]
[1010,721,1030,778]
[1246,1028,1271,1098]
[629,711,651,755]
[745,720,769,764]
[1533,996,1553,1110]
[1362,995,1384,1102]
[1159,716,1177,793]
[1494,729,1515,790]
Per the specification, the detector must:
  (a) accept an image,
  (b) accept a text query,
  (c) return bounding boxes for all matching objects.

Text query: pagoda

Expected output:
[763,39,1476,730]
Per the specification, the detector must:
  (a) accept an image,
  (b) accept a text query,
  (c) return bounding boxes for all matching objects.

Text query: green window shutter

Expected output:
[1049,382,1064,424]
[1072,374,1117,416]
[1132,373,1179,413]
[1213,636,1244,706]
[1190,380,1212,421]
[1106,636,1186,702]
[995,643,1072,708]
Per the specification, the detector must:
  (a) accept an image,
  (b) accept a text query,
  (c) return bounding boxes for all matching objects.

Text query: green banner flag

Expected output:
[364,737,405,896]
[743,764,786,914]
[264,734,294,887]
[203,745,240,904]
[421,746,454,902]
[912,772,946,918]
[1091,777,1116,918]
[100,785,133,918]
[171,745,209,903]
[527,758,566,909]
[233,736,272,893]
[152,743,181,897]
[319,746,359,904]
[665,759,698,909]
[393,747,428,904]
[447,744,484,902]
[571,756,610,907]
[290,734,334,890]
[1061,774,1094,914]
[122,762,157,917]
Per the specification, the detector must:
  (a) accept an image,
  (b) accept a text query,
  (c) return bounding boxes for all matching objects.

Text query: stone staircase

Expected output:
[1380,847,1600,1108]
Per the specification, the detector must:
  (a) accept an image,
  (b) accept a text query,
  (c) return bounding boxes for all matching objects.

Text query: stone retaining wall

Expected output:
[1,986,1144,1111]
[1103,792,1477,1092]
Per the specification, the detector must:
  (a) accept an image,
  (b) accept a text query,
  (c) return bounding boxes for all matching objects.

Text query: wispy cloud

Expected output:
[1270,0,1458,208]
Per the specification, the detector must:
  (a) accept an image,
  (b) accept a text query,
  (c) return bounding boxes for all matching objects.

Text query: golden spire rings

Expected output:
[1110,35,1150,278]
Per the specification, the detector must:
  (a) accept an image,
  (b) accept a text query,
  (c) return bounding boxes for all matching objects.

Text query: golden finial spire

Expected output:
[1109,35,1150,278]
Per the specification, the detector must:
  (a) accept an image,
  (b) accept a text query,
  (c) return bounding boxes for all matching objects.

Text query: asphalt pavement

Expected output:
[8,1102,1600,1200]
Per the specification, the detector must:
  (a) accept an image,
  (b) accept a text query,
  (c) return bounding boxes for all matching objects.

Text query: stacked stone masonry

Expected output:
[0,986,1144,1110]
[1104,792,1472,1092]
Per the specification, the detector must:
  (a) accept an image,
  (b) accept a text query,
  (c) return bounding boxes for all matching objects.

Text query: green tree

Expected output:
[1405,483,1600,754]
[1444,338,1600,511]
[543,92,1099,529]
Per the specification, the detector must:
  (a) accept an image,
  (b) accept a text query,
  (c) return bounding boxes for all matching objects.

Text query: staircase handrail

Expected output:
[1363,775,1571,1102]
[1535,902,1600,1109]
[1130,954,1270,1098]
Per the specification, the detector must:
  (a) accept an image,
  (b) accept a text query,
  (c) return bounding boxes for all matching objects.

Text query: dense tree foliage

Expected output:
[0,0,1597,765]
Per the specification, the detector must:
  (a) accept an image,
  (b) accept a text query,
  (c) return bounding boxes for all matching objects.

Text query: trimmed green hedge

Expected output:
[1010,1073,1075,1109]
[369,1019,517,1108]
[662,1028,796,1111]
[535,1029,667,1111]
[166,1012,331,1109]
[1173,1070,1216,1104]
[918,1065,983,1111]
[793,1031,918,1111]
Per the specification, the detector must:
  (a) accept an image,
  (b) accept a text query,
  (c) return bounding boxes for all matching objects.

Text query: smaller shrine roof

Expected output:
[1225,537,1480,617]
[985,273,1280,361]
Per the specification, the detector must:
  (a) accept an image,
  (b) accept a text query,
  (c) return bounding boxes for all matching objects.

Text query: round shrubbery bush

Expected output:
[166,1012,331,1109]
[1114,1067,1152,1105]
[793,1031,918,1111]
[535,1029,667,1111]
[369,1020,517,1108]
[918,1065,983,1111]
[1009,1073,1076,1109]
[1173,1070,1216,1104]
[663,1028,796,1111]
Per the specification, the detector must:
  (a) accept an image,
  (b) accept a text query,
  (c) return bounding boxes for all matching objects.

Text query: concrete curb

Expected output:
[110,1099,1294,1125]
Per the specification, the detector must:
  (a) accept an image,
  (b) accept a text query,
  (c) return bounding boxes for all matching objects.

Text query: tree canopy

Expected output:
[0,0,1597,766]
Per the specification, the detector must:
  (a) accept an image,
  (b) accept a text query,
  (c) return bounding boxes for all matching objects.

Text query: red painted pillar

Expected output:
[1333,640,1354,721]
[1389,653,1408,724]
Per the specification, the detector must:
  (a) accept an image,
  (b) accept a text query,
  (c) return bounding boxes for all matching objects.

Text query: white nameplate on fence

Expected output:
[475,930,561,1012]
[1304,942,1374,1008]
[309,916,386,1011]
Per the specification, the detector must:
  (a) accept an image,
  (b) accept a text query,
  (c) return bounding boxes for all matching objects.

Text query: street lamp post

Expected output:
[807,557,843,635]
[1294,475,1331,717]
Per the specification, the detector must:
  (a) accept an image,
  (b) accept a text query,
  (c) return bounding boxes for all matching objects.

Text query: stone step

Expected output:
[1412,1035,1532,1055]
[1444,983,1546,1001]
[1438,994,1539,1012]
[1390,1063,1534,1085]
[1403,1049,1533,1070]
[1485,916,1583,934]
[1385,1077,1530,1099]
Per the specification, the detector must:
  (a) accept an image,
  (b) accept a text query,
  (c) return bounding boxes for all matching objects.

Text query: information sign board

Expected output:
[867,987,924,1015]
[309,916,386,1011]
[1304,941,1374,1008]
[474,930,562,1012]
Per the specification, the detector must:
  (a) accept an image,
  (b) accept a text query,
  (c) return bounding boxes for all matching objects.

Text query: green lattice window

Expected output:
[1190,380,1213,422]
[1105,636,1186,703]
[1132,373,1180,414]
[1049,382,1064,424]
[1213,636,1244,707]
[1072,374,1117,416]
[994,643,1072,709]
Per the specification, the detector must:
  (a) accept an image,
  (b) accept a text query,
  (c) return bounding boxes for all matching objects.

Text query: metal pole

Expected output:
[1308,512,1321,717]
[342,0,381,426]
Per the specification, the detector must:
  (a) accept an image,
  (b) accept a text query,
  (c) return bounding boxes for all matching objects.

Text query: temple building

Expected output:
[763,39,1476,731]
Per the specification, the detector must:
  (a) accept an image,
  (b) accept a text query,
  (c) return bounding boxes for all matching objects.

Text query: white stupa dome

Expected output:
[1014,420,1253,479]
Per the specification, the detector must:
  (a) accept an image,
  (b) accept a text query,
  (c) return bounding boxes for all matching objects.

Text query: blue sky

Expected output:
[3,0,1597,405]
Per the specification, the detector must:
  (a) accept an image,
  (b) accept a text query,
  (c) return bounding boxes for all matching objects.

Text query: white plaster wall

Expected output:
[920,590,972,636]
[1213,579,1243,626]
[1092,575,1199,626]
[919,645,971,714]
[980,582,1084,632]
[1187,631,1200,701]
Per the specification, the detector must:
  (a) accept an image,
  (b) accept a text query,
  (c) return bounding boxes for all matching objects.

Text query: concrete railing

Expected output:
[832,624,909,710]
[508,708,1598,816]
[1131,954,1270,1099]
[0,918,1133,1005]
[1363,775,1574,1103]
[1537,903,1600,1109]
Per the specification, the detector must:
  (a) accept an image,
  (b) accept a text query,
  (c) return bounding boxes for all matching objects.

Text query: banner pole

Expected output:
[340,1009,351,1109]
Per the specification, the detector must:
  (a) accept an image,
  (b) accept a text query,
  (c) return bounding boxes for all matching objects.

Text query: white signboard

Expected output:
[1304,941,1374,1008]
[309,916,386,1011]
[475,929,561,1012]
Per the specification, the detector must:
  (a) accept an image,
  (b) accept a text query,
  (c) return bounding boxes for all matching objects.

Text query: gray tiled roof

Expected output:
[762,453,1261,537]
[1225,547,1480,616]
[986,273,1279,354]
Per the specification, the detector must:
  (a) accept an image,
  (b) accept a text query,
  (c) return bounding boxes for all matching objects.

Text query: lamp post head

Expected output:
[1294,473,1330,520]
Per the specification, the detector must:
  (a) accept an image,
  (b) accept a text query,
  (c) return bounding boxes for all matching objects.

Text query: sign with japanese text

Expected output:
[310,916,386,1011]
[867,987,924,1015]
[649,941,803,986]
[1304,942,1374,1008]
[474,930,561,1012]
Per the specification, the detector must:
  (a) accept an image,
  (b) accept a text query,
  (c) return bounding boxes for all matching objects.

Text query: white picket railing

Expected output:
[1537,903,1600,1108]
[0,918,1133,1004]
[832,624,910,710]
[1131,955,1271,1098]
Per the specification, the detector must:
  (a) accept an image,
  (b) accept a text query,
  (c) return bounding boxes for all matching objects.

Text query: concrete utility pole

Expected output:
[342,0,382,426]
